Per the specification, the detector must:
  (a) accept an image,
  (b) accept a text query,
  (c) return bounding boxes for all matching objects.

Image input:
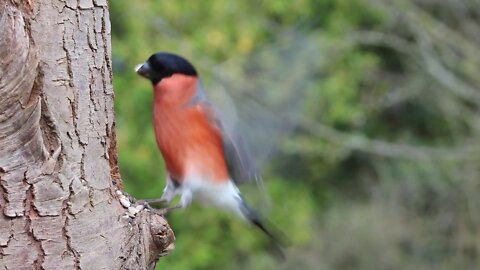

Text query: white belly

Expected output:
[180,171,244,218]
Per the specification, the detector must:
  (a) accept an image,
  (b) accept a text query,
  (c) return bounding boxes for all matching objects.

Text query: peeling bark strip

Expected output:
[0,1,174,269]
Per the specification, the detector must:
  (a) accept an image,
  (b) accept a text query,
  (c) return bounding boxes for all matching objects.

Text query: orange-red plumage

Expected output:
[152,74,229,183]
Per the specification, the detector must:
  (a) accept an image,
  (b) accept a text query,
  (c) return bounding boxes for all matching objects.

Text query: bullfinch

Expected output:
[135,52,285,258]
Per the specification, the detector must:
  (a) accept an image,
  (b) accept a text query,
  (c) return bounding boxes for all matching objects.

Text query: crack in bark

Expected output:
[86,21,97,52]
[0,173,9,208]
[88,69,97,112]
[87,67,99,141]
[61,25,74,88]
[106,124,121,188]
[61,0,77,11]
[23,170,46,270]
[63,181,80,269]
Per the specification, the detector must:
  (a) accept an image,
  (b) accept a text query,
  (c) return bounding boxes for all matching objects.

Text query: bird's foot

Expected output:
[136,198,169,209]
[153,204,182,215]
[141,198,169,205]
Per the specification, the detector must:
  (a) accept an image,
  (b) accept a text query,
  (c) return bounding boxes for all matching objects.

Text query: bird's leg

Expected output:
[158,179,176,204]
[178,189,192,208]
[162,189,192,213]
[138,177,176,207]
[141,198,168,204]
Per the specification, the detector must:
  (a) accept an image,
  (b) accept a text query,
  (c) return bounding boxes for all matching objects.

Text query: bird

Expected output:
[135,52,285,258]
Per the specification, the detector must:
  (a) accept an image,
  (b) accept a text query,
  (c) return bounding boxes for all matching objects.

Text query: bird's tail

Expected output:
[239,200,287,260]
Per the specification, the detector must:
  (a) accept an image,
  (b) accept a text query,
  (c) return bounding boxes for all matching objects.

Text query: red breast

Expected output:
[152,74,229,183]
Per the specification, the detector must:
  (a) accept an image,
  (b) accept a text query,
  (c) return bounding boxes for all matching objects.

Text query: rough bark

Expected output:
[0,0,174,269]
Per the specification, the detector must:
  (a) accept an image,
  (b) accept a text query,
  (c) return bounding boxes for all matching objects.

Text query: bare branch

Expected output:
[296,119,478,161]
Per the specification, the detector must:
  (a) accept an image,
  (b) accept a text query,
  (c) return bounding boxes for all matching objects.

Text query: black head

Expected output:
[136,52,198,85]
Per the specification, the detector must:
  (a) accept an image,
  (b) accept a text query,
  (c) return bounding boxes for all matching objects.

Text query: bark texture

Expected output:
[0,0,174,269]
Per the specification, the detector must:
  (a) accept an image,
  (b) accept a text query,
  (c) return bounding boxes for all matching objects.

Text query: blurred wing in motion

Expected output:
[204,29,325,180]
[189,85,260,184]
[220,119,260,184]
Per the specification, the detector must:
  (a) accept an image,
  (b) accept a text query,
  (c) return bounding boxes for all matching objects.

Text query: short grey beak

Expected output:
[135,62,151,79]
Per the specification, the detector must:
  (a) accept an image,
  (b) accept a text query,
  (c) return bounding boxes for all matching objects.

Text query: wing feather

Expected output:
[189,83,259,184]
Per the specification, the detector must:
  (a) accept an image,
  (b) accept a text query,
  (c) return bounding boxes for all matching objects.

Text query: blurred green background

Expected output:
[110,0,480,269]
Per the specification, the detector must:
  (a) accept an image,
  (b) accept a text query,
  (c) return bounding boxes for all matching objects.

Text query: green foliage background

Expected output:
[110,1,480,269]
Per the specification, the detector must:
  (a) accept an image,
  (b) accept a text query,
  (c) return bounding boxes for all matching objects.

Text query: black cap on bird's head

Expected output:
[135,52,198,85]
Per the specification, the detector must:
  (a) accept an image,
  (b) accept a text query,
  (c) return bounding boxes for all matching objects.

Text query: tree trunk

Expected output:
[0,1,174,269]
